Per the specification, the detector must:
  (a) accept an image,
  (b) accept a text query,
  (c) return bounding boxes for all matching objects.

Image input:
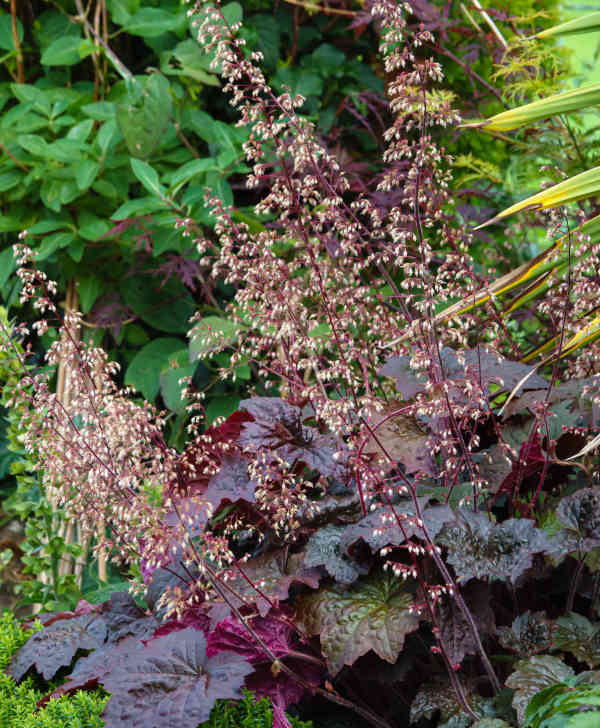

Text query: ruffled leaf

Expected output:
[554,613,600,668]
[497,611,553,656]
[297,573,419,676]
[437,511,550,584]
[304,524,364,584]
[506,655,574,726]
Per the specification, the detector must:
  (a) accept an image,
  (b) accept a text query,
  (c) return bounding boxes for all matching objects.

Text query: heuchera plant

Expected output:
[2,1,600,728]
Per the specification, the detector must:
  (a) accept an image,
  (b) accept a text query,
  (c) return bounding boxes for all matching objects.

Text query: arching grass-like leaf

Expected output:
[476,166,600,230]
[467,83,600,134]
[535,12,600,39]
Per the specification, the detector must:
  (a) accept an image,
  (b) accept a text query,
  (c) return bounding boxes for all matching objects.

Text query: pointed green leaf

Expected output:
[477,166,600,229]
[470,82,600,133]
[130,158,165,198]
[536,12,600,39]
[297,573,419,675]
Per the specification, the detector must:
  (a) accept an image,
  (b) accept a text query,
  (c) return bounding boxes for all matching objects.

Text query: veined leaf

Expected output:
[297,573,420,676]
[476,166,600,229]
[467,82,600,133]
[535,11,600,39]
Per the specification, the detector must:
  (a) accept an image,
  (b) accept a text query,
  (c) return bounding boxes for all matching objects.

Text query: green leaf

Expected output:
[75,160,100,191]
[0,170,23,192]
[474,82,600,133]
[81,102,117,121]
[189,316,242,361]
[0,13,23,51]
[28,218,71,234]
[122,7,183,37]
[76,275,104,314]
[130,158,165,198]
[0,215,23,232]
[111,196,164,220]
[159,350,194,413]
[125,338,185,401]
[120,274,196,333]
[67,119,95,142]
[297,572,419,676]
[167,158,219,188]
[536,11,600,38]
[41,35,92,66]
[106,0,140,25]
[36,231,76,261]
[78,211,110,241]
[204,394,241,425]
[160,39,220,86]
[0,247,15,288]
[17,134,50,158]
[116,74,172,159]
[506,656,574,726]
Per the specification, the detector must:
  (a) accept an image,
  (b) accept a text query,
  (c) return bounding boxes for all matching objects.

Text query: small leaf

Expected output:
[410,680,483,726]
[131,158,165,198]
[75,159,99,191]
[304,524,364,585]
[297,572,419,676]
[556,488,600,551]
[190,316,242,360]
[497,611,553,657]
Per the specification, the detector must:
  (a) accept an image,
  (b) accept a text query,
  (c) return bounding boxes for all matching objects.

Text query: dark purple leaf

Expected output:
[203,454,257,509]
[216,550,321,617]
[437,511,550,584]
[246,658,322,715]
[9,614,107,682]
[46,635,144,702]
[340,498,452,554]
[238,398,347,479]
[102,591,158,643]
[437,581,495,668]
[362,401,436,476]
[150,608,211,641]
[207,610,294,663]
[100,628,253,728]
